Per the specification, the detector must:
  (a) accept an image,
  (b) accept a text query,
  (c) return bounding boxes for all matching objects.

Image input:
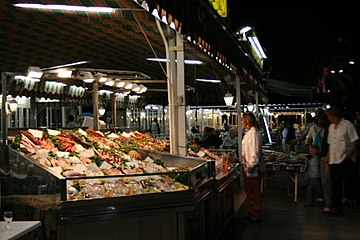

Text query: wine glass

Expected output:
[4,211,13,229]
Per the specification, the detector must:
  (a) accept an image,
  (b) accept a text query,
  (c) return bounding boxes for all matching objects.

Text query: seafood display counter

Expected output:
[1,128,214,240]
[209,149,240,238]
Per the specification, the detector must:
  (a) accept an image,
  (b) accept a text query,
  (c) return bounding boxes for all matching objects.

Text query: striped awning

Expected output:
[68,85,85,97]
[44,81,65,94]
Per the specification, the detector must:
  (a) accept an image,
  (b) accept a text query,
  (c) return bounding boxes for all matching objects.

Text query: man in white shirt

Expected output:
[326,106,359,215]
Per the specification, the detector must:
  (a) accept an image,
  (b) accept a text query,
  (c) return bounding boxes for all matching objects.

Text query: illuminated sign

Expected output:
[209,0,227,17]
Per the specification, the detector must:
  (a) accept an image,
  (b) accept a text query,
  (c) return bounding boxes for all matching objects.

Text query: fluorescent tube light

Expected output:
[146,58,203,65]
[196,79,221,83]
[248,36,267,59]
[146,58,168,62]
[14,4,114,13]
[41,61,88,71]
[184,60,203,65]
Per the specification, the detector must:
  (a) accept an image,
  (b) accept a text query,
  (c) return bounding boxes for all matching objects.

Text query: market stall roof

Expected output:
[1,0,265,107]
[267,79,312,98]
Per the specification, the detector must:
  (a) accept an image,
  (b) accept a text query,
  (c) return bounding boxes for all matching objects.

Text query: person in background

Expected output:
[203,127,222,149]
[313,113,332,213]
[285,121,296,152]
[281,121,288,152]
[221,126,238,148]
[66,114,78,128]
[304,145,323,207]
[290,108,325,147]
[241,112,264,223]
[326,106,359,216]
[353,108,360,203]
[191,125,200,133]
[151,118,160,135]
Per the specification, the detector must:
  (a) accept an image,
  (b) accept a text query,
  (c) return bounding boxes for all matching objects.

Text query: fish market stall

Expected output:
[1,128,214,240]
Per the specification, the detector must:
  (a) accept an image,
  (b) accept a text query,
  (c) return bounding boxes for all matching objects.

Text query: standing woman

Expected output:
[241,112,265,223]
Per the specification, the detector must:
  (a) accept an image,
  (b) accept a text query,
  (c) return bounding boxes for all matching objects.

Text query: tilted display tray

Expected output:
[7,147,213,204]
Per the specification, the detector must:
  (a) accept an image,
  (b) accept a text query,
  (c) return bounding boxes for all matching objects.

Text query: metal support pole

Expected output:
[236,75,242,163]
[255,90,259,120]
[176,31,187,156]
[112,93,117,131]
[1,72,9,171]
[93,79,99,130]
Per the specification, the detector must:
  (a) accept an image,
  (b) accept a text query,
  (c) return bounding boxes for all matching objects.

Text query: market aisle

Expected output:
[220,172,360,240]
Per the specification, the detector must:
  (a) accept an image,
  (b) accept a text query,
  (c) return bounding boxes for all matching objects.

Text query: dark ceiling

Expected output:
[5,1,354,108]
[227,1,360,106]
[2,0,261,108]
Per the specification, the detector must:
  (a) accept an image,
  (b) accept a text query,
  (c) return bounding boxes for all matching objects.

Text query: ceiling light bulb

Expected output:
[99,77,107,83]
[83,79,94,83]
[8,99,18,112]
[57,69,72,78]
[98,104,106,116]
[117,81,125,88]
[124,83,133,89]
[132,84,140,92]
[80,72,94,83]
[105,80,114,86]
[27,66,43,78]
[223,92,234,107]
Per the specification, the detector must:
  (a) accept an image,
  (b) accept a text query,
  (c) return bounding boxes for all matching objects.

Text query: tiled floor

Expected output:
[220,172,360,240]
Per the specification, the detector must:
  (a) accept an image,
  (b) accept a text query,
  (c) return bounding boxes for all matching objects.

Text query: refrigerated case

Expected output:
[2,146,214,240]
[208,149,240,238]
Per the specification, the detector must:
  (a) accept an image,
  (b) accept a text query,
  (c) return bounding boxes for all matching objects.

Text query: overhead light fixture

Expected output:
[57,69,72,78]
[7,98,18,113]
[223,92,234,107]
[99,77,107,83]
[146,58,203,65]
[124,83,133,89]
[237,26,252,41]
[98,89,113,94]
[239,26,252,34]
[137,84,147,93]
[105,80,115,86]
[196,78,221,83]
[98,104,106,116]
[27,66,43,78]
[94,72,107,83]
[132,84,141,92]
[14,4,114,13]
[79,71,94,83]
[40,61,88,71]
[184,60,203,65]
[146,58,168,62]
[248,36,267,59]
[247,102,254,112]
[117,81,125,88]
